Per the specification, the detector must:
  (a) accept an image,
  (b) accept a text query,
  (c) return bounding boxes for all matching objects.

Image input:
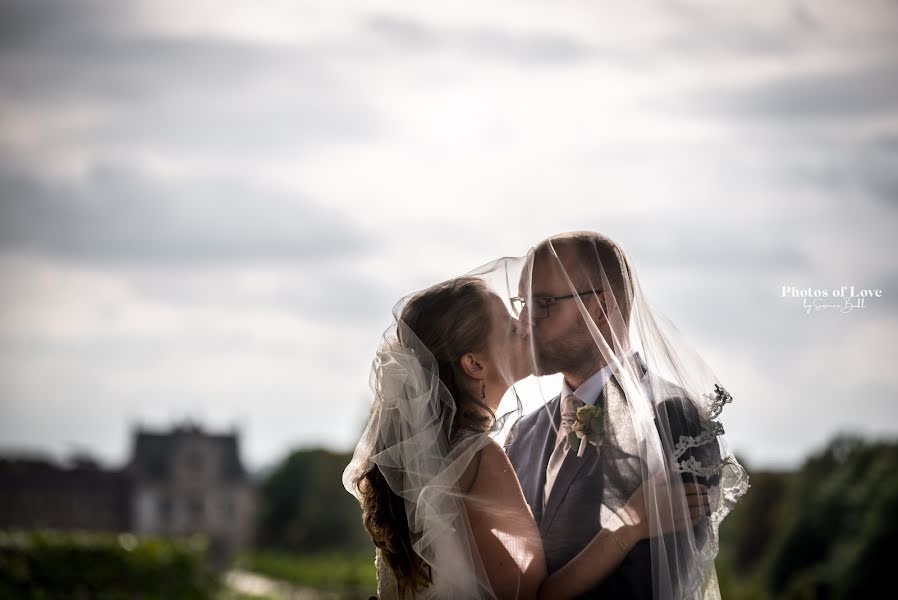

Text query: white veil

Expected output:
[342,281,524,599]
[473,232,749,599]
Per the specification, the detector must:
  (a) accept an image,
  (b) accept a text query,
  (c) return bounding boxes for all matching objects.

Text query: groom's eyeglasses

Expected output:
[509,289,602,319]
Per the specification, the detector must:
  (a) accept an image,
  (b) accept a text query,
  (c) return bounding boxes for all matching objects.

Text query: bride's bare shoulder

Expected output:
[464,440,525,503]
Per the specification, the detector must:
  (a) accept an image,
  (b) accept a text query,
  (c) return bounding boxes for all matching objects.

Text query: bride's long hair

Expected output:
[352,277,497,597]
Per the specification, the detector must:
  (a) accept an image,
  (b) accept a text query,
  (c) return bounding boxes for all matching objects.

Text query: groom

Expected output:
[505,231,719,599]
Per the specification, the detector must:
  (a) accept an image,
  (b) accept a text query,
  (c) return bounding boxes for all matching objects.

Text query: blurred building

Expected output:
[0,455,131,532]
[0,422,254,562]
[129,422,255,560]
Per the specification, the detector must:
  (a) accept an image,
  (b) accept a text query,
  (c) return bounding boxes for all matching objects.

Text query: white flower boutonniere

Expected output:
[567,403,604,457]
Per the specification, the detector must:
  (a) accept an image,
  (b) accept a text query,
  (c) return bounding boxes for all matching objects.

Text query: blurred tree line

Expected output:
[255,436,898,598]
[254,448,371,554]
[717,435,898,599]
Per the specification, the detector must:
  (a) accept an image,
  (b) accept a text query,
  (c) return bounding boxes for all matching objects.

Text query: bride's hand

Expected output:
[621,470,710,541]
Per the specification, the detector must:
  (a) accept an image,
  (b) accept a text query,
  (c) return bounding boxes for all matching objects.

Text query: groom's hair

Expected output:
[532,230,634,321]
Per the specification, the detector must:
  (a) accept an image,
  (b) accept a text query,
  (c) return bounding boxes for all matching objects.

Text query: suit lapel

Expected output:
[540,353,649,535]
[540,435,597,535]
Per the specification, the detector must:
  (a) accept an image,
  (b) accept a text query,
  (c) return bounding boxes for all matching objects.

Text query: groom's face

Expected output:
[519,247,600,376]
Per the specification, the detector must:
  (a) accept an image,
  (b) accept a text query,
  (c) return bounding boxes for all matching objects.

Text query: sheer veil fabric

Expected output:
[343,231,748,599]
[342,304,516,599]
[478,232,749,599]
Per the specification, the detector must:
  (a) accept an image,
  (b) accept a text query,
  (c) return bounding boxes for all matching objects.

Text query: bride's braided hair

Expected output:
[355,276,496,597]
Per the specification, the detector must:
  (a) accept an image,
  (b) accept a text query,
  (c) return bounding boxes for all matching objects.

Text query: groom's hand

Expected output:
[621,470,710,540]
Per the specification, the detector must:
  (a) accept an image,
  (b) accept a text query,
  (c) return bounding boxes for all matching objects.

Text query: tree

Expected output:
[256,449,370,553]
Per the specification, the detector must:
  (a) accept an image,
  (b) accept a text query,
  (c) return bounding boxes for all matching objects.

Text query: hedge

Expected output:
[0,529,219,599]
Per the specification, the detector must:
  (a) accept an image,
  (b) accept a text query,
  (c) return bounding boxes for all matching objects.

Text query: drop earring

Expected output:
[481,380,486,401]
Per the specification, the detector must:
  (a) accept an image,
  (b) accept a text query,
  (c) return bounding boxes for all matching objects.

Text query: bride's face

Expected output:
[484,293,534,387]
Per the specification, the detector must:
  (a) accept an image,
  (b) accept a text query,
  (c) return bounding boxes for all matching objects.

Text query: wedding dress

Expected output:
[344,314,500,599]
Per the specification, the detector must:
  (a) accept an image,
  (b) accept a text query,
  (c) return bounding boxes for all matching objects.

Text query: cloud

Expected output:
[363,13,615,66]
[0,0,896,471]
[0,0,132,52]
[0,165,374,264]
[0,2,385,165]
[694,61,898,120]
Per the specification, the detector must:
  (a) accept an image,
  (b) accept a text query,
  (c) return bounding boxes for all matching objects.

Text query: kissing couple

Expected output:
[343,231,748,599]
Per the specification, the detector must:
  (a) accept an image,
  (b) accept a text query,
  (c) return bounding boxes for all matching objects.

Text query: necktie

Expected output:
[543,393,586,508]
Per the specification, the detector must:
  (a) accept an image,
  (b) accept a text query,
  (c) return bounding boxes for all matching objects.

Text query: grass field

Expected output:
[232,550,377,597]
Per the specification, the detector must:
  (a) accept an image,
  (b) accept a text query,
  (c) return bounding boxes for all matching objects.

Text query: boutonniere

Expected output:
[567,404,604,457]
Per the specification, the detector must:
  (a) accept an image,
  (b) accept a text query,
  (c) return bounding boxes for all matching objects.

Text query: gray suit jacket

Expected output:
[505,358,718,599]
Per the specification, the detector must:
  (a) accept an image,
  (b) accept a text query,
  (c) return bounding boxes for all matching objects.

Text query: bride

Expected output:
[343,274,712,599]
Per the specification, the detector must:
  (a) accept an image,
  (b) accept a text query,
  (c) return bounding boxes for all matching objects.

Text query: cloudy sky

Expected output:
[1,0,896,472]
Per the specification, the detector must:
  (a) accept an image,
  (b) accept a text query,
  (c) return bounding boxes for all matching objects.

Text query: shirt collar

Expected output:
[561,351,645,405]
